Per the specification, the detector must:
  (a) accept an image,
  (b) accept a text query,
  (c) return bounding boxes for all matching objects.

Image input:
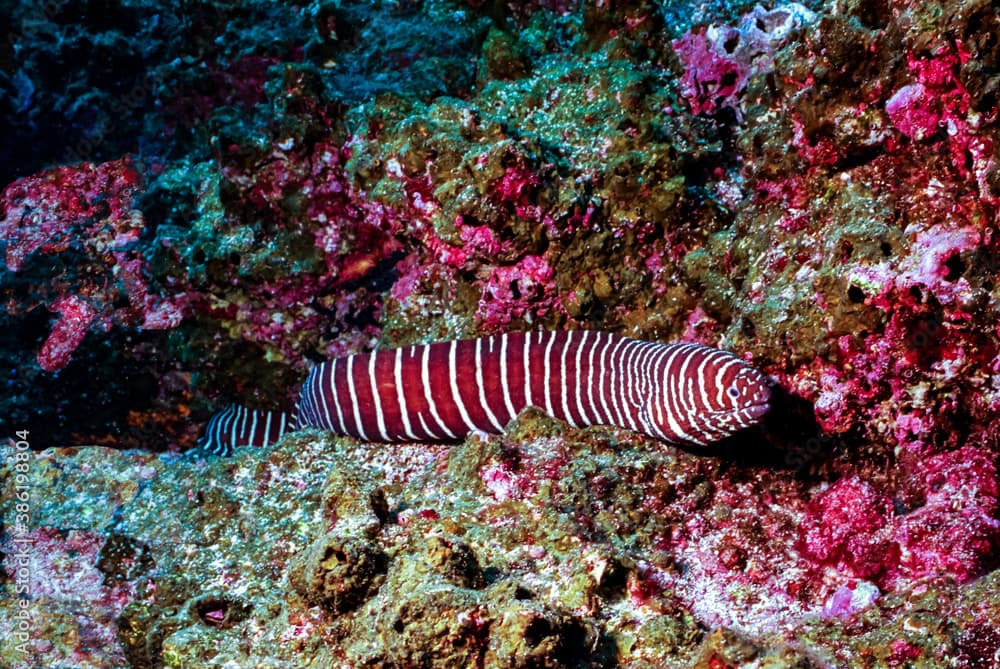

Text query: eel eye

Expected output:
[727,386,740,399]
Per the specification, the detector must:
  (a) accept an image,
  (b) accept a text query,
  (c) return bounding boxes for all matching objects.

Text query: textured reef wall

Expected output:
[2,0,1000,667]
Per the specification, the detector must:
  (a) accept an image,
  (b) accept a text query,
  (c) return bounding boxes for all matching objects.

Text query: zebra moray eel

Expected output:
[199,330,771,455]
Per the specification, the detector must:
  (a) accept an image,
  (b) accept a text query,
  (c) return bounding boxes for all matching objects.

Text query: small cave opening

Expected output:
[943,253,966,282]
[193,594,250,629]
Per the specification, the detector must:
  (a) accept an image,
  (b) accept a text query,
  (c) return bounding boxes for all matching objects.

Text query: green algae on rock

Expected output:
[4,408,998,667]
[288,534,388,615]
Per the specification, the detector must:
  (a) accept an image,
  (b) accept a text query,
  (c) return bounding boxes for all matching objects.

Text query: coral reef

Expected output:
[672,3,817,117]
[2,0,1000,666]
[0,158,185,371]
[2,416,998,668]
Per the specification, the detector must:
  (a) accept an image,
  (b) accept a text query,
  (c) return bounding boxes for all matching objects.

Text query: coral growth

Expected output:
[3,0,1000,665]
[0,158,185,370]
[2,416,997,668]
[672,4,816,117]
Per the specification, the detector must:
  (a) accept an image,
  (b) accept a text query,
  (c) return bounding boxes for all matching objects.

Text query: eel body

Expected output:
[199,331,771,455]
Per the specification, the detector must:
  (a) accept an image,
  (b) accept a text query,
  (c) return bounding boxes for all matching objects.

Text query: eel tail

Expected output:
[197,404,299,456]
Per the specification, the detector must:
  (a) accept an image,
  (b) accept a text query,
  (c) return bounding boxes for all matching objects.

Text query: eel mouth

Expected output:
[707,398,771,422]
[742,400,772,421]
[742,376,773,422]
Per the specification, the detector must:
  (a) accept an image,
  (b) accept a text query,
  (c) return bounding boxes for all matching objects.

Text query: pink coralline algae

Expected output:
[803,447,1000,591]
[802,475,897,582]
[885,48,998,205]
[821,580,881,619]
[885,83,940,141]
[672,3,816,117]
[37,296,99,373]
[0,157,186,371]
[260,142,403,282]
[492,163,542,220]
[894,223,980,307]
[739,15,999,453]
[481,460,538,503]
[885,51,967,143]
[794,210,987,440]
[476,255,557,332]
[358,142,565,334]
[892,446,1000,585]
[206,139,406,362]
[223,140,403,273]
[0,158,142,272]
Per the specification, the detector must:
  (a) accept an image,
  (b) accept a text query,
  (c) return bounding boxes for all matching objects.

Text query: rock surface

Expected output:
[2,0,1000,666]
